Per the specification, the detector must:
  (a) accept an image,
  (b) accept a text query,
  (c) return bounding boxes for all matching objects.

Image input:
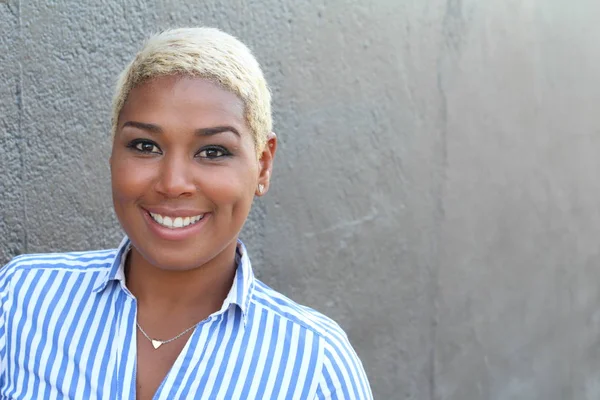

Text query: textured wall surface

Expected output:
[2,0,600,399]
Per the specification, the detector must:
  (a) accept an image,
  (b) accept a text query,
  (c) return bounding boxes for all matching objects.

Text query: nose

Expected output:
[154,154,196,198]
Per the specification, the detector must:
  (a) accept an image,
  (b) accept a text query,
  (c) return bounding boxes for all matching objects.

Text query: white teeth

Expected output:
[149,212,204,229]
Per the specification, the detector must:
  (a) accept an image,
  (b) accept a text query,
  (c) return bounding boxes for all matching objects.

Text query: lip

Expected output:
[141,207,211,241]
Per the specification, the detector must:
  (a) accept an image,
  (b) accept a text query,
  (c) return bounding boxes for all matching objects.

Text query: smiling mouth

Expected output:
[148,212,205,229]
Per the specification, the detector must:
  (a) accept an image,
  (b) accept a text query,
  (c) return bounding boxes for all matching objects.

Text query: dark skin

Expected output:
[110,75,276,400]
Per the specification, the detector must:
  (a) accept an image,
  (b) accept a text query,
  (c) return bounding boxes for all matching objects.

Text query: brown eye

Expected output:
[128,140,161,154]
[199,149,223,158]
[197,146,229,159]
[137,143,159,153]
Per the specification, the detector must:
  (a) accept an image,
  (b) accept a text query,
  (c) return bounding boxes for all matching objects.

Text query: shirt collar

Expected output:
[92,236,130,293]
[92,237,255,325]
[219,240,254,326]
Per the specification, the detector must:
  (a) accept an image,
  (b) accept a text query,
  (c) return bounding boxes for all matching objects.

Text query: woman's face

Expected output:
[110,75,275,270]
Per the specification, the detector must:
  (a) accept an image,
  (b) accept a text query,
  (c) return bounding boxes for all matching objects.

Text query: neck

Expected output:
[125,244,238,317]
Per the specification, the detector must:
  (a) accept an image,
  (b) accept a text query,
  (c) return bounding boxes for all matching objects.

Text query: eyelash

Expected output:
[126,139,231,159]
[197,146,231,159]
[127,140,161,154]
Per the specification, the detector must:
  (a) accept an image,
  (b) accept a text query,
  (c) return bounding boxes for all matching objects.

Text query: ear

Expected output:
[255,132,277,196]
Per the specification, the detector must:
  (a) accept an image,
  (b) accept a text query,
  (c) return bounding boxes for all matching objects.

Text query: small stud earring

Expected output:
[257,184,265,195]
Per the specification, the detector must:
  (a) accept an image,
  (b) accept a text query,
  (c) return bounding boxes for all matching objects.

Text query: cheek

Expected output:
[199,167,256,208]
[111,157,157,202]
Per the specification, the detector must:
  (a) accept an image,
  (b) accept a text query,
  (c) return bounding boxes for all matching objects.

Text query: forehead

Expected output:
[119,75,247,132]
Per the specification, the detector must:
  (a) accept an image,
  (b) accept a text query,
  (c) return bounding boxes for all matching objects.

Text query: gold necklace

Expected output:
[136,321,199,349]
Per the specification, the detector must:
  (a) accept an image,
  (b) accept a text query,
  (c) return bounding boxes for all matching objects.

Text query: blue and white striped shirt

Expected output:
[0,237,372,399]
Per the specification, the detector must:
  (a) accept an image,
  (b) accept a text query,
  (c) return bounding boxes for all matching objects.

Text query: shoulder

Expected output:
[250,279,373,399]
[0,248,119,313]
[251,279,348,339]
[1,248,118,283]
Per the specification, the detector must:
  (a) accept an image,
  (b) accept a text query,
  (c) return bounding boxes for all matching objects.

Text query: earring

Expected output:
[257,184,265,195]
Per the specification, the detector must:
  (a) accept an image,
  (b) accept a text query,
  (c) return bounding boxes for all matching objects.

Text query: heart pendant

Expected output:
[151,340,163,349]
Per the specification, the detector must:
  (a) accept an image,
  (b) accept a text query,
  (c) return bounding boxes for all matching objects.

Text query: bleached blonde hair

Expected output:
[111,27,272,151]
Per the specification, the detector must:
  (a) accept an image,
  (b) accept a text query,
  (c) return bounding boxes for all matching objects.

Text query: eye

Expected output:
[128,140,161,154]
[197,146,230,159]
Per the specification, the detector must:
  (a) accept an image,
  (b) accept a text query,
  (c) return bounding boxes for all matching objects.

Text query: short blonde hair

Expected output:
[111,27,272,151]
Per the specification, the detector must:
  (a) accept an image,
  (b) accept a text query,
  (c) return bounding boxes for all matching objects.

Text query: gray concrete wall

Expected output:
[2,0,600,399]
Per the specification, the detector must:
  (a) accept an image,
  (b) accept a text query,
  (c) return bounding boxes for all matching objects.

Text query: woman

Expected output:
[0,28,372,399]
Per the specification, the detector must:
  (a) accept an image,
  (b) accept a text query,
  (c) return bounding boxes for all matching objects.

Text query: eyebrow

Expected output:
[122,121,240,137]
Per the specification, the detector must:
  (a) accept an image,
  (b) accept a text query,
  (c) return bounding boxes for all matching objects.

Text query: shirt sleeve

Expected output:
[314,332,373,400]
